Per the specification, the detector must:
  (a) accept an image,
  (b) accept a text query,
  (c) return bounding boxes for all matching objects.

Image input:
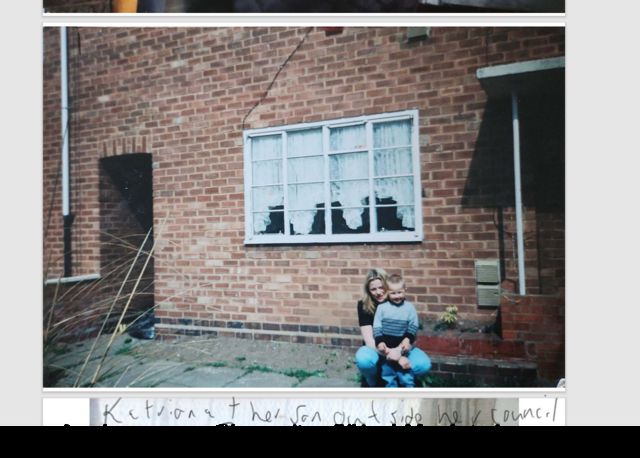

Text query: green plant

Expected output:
[434,305,458,331]
[243,364,275,374]
[418,374,479,388]
[283,368,325,382]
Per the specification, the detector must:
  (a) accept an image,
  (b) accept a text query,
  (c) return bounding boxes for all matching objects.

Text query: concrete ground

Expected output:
[44,334,361,388]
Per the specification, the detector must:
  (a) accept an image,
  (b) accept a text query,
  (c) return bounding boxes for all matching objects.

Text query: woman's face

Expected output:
[368,279,387,304]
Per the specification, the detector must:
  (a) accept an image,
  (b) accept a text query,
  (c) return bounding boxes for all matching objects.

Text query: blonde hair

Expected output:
[387,273,405,289]
[361,268,388,315]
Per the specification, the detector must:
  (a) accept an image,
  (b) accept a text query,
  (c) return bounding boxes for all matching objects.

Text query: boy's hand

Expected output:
[400,338,412,355]
[398,356,412,370]
[377,342,389,354]
[386,346,402,362]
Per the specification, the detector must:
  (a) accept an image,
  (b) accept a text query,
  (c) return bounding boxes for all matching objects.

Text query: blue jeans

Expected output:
[355,346,432,387]
[381,362,414,387]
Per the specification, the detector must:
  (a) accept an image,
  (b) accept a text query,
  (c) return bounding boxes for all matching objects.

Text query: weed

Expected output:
[418,374,480,388]
[434,305,458,331]
[235,356,246,362]
[243,364,275,374]
[283,368,325,382]
[207,361,227,368]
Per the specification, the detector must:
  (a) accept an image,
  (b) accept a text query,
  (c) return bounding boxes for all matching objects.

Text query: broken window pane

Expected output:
[373,119,412,148]
[374,147,413,176]
[330,124,365,151]
[288,128,322,157]
[330,152,368,181]
[251,134,282,161]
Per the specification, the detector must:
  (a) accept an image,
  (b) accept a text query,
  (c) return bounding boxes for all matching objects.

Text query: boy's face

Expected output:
[387,282,405,305]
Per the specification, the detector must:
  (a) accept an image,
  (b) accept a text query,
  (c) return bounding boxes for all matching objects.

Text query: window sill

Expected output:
[244,232,423,245]
[44,273,101,285]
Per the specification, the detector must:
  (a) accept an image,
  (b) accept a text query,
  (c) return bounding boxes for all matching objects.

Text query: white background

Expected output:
[2,1,639,425]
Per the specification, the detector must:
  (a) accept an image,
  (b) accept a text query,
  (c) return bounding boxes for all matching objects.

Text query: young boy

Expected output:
[373,274,419,387]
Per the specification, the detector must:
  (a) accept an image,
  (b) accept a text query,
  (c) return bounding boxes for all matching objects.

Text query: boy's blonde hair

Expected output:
[387,273,405,289]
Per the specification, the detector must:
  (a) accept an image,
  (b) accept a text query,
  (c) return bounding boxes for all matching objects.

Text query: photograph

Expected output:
[43,25,565,389]
[42,0,565,13]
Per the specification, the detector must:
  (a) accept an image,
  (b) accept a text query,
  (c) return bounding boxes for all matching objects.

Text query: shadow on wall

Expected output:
[461,87,565,295]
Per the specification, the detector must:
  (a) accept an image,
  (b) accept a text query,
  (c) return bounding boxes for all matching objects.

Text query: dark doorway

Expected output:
[99,153,155,339]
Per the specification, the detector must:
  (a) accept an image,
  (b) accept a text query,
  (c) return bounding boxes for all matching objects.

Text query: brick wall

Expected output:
[415,292,565,386]
[500,294,564,384]
[43,27,565,347]
[43,154,155,342]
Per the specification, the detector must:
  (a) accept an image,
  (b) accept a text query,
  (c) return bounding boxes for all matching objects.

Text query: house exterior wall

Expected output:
[43,27,564,356]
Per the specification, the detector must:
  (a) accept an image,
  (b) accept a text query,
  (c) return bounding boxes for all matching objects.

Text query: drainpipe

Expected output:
[60,26,74,278]
[511,91,526,295]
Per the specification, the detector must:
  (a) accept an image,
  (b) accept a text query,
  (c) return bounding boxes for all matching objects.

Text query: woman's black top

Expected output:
[357,300,375,327]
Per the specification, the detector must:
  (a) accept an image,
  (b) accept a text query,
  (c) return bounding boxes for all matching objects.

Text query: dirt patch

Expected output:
[44,334,361,387]
[135,336,359,380]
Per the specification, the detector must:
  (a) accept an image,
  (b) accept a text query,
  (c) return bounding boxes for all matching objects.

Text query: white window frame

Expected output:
[243,109,423,245]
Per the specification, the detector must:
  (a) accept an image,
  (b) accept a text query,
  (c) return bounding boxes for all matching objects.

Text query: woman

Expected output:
[355,268,431,387]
